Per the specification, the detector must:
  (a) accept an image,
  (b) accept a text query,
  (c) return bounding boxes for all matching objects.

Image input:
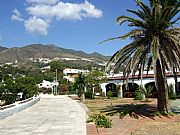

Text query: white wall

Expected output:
[100,76,180,96]
[37,80,59,89]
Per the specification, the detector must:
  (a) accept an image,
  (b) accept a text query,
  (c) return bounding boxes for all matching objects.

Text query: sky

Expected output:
[0,0,143,56]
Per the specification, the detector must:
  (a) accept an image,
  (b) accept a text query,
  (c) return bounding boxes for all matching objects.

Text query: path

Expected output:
[0,95,87,135]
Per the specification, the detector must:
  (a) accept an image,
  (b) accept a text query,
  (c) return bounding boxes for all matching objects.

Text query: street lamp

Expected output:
[54,69,58,95]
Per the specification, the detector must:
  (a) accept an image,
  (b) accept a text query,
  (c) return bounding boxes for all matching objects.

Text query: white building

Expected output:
[61,58,78,61]
[81,58,92,62]
[63,68,89,75]
[37,80,59,94]
[41,66,51,72]
[63,68,89,82]
[100,71,180,98]
[29,58,51,64]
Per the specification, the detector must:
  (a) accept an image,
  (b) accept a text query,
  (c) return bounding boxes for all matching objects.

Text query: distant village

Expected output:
[0,56,108,106]
[0,55,180,107]
[0,56,107,88]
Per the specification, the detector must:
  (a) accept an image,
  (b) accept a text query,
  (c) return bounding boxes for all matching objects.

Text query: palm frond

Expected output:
[137,2,151,17]
[116,16,145,28]
[127,9,146,21]
[98,29,143,45]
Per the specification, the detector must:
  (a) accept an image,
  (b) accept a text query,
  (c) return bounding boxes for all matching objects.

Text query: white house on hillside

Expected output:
[63,68,89,82]
[37,80,59,94]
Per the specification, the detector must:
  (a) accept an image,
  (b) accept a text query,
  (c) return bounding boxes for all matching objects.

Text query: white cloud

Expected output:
[26,1,102,20]
[12,0,103,36]
[11,9,24,21]
[26,5,52,19]
[24,16,49,35]
[13,9,21,16]
[26,0,59,5]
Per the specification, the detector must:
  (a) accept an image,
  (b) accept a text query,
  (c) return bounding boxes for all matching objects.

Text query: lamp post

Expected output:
[56,69,58,95]
[54,69,58,95]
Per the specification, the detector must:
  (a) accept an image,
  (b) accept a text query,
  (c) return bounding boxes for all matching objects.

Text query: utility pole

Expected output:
[55,69,58,95]
[56,69,58,83]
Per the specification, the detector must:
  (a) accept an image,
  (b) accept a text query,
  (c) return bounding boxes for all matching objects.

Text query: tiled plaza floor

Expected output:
[0,95,87,135]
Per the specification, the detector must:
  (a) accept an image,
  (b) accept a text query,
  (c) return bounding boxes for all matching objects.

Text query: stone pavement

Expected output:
[0,95,87,135]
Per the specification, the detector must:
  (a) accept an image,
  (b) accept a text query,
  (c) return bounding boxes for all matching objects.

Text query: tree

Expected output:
[16,77,38,99]
[4,78,17,94]
[0,71,3,83]
[49,61,64,81]
[101,0,180,114]
[74,73,86,101]
[85,70,107,96]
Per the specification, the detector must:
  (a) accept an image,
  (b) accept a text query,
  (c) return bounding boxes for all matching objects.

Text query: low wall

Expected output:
[0,96,40,120]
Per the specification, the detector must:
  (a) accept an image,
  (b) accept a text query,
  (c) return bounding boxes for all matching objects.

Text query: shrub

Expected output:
[134,90,143,100]
[87,113,112,128]
[107,91,113,99]
[100,92,105,97]
[85,91,93,99]
[137,85,153,101]
[1,94,16,105]
[145,86,153,99]
[59,84,68,93]
[169,84,176,100]
[39,87,52,94]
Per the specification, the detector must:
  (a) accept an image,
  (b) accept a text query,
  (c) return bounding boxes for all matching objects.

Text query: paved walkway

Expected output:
[0,95,87,135]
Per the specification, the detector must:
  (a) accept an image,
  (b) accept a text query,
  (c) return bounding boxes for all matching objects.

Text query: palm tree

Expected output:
[101,0,180,114]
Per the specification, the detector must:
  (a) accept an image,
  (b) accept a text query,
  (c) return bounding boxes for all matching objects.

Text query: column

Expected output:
[117,84,123,98]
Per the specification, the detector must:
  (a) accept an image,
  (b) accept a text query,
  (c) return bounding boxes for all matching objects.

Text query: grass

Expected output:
[85,97,180,135]
[132,121,180,135]
[84,98,156,118]
[101,104,145,119]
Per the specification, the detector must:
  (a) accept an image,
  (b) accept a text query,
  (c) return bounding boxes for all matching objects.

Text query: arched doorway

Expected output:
[106,83,117,97]
[176,82,180,95]
[144,82,157,98]
[122,83,139,98]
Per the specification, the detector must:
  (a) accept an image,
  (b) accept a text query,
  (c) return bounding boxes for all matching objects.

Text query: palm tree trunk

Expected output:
[82,93,85,102]
[155,59,171,114]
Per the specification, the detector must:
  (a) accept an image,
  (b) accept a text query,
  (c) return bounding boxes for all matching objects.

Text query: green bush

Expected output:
[85,91,93,99]
[107,91,113,99]
[145,86,153,98]
[100,92,105,97]
[87,113,112,128]
[134,90,143,100]
[176,93,180,99]
[59,84,68,93]
[39,87,52,94]
[169,84,176,100]
[77,89,84,98]
[1,94,16,105]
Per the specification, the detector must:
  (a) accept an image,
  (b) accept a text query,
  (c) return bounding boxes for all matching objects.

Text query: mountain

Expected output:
[0,46,8,52]
[0,44,109,63]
